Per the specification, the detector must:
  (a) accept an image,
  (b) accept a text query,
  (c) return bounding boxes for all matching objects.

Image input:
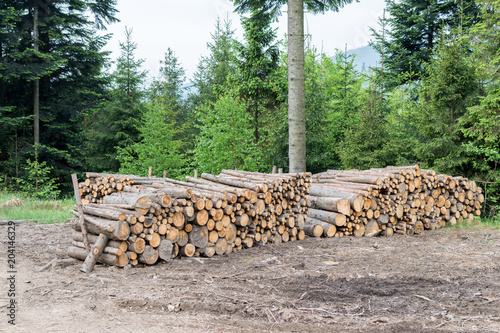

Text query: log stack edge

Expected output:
[68,165,483,268]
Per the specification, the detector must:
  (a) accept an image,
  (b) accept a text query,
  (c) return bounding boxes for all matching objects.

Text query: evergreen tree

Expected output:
[233,9,279,144]
[195,94,262,174]
[414,36,478,174]
[305,48,362,172]
[149,47,194,165]
[191,17,238,107]
[337,70,391,170]
[86,27,147,172]
[460,87,500,213]
[378,0,480,86]
[231,0,355,172]
[117,102,183,178]
[0,0,118,193]
[467,0,500,89]
[460,1,500,214]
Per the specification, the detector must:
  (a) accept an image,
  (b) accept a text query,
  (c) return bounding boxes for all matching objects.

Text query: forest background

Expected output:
[0,0,499,217]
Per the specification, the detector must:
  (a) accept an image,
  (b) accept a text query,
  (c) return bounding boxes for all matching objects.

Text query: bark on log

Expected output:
[103,192,152,209]
[307,208,346,227]
[69,216,129,241]
[138,246,158,265]
[72,231,127,252]
[68,246,128,267]
[188,225,209,248]
[158,239,174,261]
[308,196,350,216]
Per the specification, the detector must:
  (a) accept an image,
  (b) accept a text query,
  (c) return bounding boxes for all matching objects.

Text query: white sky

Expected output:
[102,0,387,82]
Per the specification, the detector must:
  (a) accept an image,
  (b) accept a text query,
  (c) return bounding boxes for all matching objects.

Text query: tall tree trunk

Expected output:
[288,0,306,172]
[33,0,40,145]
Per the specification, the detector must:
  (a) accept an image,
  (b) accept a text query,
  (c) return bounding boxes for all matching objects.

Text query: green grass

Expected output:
[445,215,500,231]
[0,191,74,224]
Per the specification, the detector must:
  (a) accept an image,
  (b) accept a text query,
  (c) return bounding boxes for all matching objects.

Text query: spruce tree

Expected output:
[231,0,355,172]
[195,94,262,174]
[378,0,480,86]
[117,102,184,178]
[191,17,238,107]
[86,27,146,171]
[233,9,279,144]
[415,36,478,174]
[0,0,117,192]
[149,47,194,163]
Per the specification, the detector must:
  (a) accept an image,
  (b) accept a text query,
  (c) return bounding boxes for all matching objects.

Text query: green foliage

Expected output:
[85,27,147,172]
[149,47,195,161]
[0,191,74,224]
[460,87,500,214]
[231,0,356,15]
[337,77,391,170]
[0,0,118,193]
[414,36,478,174]
[195,94,262,174]
[117,102,184,178]
[466,0,500,86]
[233,9,279,144]
[380,0,480,86]
[14,148,60,199]
[191,17,238,107]
[304,48,359,172]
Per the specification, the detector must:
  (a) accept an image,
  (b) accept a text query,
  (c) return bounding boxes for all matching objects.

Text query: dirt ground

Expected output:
[1,222,499,333]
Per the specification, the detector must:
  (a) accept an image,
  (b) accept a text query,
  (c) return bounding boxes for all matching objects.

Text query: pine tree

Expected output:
[414,36,478,174]
[233,9,279,144]
[195,94,262,174]
[117,102,184,178]
[379,0,480,86]
[86,27,147,171]
[231,0,355,172]
[191,17,238,106]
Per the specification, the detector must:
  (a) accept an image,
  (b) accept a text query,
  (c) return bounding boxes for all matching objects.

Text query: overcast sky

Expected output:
[102,0,387,82]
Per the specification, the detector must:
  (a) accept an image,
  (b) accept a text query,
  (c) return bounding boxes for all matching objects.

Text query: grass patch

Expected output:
[445,215,500,231]
[0,191,74,224]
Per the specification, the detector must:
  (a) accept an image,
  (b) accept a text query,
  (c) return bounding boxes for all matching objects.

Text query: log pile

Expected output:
[68,170,310,268]
[309,165,483,238]
[68,165,483,271]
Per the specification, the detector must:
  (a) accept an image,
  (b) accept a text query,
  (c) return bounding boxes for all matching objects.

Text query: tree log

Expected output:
[68,246,128,267]
[138,245,158,265]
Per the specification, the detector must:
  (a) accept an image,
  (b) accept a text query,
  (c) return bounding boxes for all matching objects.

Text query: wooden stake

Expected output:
[71,174,89,250]
[81,233,109,273]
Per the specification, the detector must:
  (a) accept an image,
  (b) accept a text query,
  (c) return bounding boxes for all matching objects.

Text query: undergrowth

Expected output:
[0,191,74,223]
[445,215,500,231]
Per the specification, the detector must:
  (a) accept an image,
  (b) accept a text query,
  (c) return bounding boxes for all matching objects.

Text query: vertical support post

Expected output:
[71,174,89,250]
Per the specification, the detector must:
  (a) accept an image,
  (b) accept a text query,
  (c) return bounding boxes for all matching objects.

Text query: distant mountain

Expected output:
[347,45,381,73]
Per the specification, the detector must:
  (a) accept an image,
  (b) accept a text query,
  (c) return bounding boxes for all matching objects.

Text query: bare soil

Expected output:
[1,223,499,333]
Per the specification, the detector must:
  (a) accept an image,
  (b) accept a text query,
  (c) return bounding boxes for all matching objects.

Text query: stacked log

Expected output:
[68,170,310,267]
[310,165,483,238]
[77,172,140,205]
